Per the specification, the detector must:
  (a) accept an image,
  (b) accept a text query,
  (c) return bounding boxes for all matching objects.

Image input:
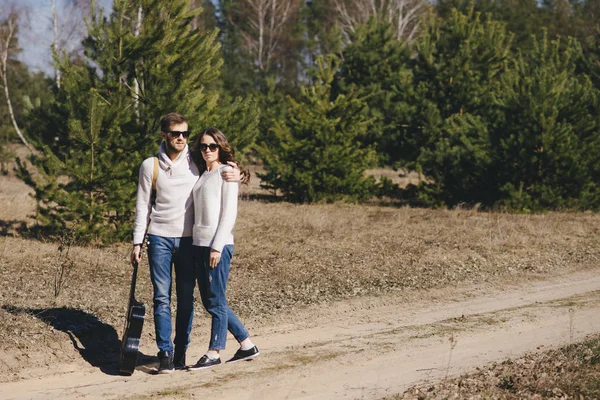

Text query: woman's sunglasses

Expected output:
[200,143,219,152]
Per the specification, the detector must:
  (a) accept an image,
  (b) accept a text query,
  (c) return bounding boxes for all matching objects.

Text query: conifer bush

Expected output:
[492,32,600,211]
[259,56,377,203]
[18,0,259,243]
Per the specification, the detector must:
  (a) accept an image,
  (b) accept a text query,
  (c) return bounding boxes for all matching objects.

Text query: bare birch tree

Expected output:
[229,0,301,71]
[0,8,32,150]
[332,0,426,44]
[133,5,142,122]
[51,0,90,89]
[51,0,61,88]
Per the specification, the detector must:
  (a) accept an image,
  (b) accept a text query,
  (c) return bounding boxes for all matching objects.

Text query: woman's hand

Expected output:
[209,249,221,268]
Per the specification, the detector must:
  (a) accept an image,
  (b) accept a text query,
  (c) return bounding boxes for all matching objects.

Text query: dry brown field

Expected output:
[0,149,599,399]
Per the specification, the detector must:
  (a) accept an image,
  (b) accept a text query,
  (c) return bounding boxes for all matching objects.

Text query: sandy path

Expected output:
[2,269,600,400]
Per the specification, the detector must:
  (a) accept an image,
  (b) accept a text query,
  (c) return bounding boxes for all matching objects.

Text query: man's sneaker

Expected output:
[157,350,174,374]
[188,355,221,370]
[226,346,260,363]
[174,348,186,370]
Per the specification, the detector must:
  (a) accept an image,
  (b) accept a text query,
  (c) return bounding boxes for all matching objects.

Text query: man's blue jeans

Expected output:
[194,245,249,350]
[147,234,196,353]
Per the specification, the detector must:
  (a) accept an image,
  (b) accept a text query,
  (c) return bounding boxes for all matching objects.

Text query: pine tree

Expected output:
[492,32,600,210]
[336,8,516,206]
[436,0,548,50]
[19,0,259,243]
[582,25,600,90]
[336,17,415,165]
[259,55,377,203]
[404,7,513,206]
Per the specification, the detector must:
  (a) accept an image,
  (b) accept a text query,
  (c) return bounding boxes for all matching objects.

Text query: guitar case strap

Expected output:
[152,156,158,192]
[150,155,158,206]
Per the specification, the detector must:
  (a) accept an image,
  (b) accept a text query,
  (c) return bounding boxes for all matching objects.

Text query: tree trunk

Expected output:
[133,6,142,122]
[52,0,61,88]
[1,68,32,150]
[0,14,32,150]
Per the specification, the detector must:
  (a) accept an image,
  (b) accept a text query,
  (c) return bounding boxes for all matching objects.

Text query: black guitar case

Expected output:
[119,260,146,375]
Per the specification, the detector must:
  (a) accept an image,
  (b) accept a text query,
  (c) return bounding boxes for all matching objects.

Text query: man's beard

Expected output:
[165,140,185,155]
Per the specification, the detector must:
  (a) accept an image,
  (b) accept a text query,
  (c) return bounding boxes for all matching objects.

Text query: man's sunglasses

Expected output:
[167,130,191,139]
[200,143,219,152]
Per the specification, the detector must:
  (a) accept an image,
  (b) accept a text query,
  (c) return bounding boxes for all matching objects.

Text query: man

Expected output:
[131,112,240,374]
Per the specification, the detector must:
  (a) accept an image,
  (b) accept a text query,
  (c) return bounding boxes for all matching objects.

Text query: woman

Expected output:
[187,127,259,370]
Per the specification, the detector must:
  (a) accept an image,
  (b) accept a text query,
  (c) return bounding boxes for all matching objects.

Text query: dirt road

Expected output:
[2,268,600,400]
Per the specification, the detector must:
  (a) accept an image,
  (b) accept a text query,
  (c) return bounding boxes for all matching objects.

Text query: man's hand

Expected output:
[130,244,142,266]
[221,162,241,182]
[209,249,221,268]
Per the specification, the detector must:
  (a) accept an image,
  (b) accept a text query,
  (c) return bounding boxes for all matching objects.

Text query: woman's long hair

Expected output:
[191,127,250,184]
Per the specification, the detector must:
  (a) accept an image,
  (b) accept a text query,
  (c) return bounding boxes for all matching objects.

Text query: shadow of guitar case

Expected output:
[119,260,146,375]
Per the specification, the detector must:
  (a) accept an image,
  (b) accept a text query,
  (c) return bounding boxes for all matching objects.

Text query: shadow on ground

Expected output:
[2,305,155,375]
[0,220,29,237]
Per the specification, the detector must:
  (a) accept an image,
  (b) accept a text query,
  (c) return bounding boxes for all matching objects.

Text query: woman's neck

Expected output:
[206,160,221,172]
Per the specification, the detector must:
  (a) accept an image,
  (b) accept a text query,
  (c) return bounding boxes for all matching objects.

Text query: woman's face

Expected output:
[200,134,220,165]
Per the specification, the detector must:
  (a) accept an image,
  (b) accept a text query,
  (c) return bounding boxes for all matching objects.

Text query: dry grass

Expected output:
[393,334,600,399]
[0,175,35,234]
[0,144,36,235]
[230,202,600,318]
[0,199,598,379]
[0,158,599,387]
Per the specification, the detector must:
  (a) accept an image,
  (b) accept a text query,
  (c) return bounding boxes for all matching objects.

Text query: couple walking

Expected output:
[130,112,258,373]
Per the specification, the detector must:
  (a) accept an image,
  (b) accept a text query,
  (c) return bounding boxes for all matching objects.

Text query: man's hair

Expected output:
[160,112,188,132]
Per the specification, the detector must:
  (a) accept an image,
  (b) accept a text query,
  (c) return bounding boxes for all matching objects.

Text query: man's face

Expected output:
[161,122,189,154]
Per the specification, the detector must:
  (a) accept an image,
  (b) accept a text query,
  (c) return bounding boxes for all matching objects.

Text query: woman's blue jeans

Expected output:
[147,234,196,353]
[194,245,249,350]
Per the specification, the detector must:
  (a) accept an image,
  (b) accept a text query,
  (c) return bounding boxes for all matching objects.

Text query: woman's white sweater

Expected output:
[192,164,238,252]
[132,143,199,244]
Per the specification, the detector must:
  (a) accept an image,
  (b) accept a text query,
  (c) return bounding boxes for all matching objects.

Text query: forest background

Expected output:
[1,0,600,244]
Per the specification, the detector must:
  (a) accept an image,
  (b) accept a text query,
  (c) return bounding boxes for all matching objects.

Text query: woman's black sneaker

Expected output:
[187,355,221,370]
[226,346,260,363]
[174,348,186,370]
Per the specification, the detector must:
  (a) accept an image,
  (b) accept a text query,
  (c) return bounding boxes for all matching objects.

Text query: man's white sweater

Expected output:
[192,164,238,252]
[132,143,199,244]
